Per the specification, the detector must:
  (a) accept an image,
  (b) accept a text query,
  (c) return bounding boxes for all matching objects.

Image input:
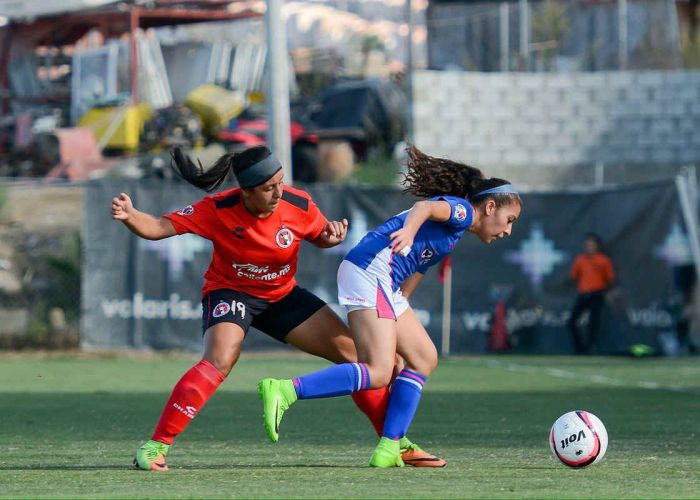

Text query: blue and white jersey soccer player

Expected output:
[258,145,522,468]
[338,195,474,321]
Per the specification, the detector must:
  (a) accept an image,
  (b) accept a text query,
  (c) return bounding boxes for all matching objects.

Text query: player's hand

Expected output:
[111,192,134,221]
[389,228,414,255]
[319,218,348,245]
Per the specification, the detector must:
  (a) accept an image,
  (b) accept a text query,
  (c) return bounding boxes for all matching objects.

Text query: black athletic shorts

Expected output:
[201,286,326,343]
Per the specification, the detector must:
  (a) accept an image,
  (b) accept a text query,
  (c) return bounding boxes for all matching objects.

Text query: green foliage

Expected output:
[681,17,700,69]
[350,157,400,187]
[44,233,81,323]
[20,232,81,344]
[634,32,681,70]
[0,184,7,220]
[361,34,385,54]
[531,0,570,71]
[0,354,698,498]
[532,0,569,42]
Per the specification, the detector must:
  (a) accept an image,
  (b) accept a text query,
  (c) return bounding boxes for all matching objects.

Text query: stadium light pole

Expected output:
[265,0,293,182]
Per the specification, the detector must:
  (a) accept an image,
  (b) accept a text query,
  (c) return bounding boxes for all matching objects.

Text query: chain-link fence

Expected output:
[427,0,683,72]
[0,180,81,348]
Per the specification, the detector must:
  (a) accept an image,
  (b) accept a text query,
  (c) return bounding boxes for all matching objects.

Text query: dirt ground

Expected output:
[2,183,82,233]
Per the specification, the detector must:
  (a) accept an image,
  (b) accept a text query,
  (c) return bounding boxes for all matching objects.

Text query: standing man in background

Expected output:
[567,233,615,354]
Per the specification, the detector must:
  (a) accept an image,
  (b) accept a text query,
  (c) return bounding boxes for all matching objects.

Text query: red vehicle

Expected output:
[218,116,320,183]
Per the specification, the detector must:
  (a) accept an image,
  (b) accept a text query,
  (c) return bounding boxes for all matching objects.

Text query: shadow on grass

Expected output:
[0,463,364,471]
[0,387,697,466]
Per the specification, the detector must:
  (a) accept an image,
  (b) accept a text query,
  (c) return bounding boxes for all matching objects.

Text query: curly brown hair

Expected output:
[401,145,520,207]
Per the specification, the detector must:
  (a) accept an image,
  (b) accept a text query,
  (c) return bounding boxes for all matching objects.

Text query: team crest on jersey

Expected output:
[275,227,294,248]
[212,301,231,318]
[177,205,194,216]
[454,204,467,222]
[420,248,435,261]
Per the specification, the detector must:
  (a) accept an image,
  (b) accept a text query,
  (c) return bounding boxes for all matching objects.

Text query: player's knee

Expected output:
[424,346,439,375]
[366,364,394,388]
[406,346,438,378]
[204,354,236,378]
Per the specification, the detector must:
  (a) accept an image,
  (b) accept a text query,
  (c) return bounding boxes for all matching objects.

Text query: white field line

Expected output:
[469,358,700,396]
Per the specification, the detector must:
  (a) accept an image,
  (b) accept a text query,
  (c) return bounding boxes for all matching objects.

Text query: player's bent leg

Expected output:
[257,378,298,442]
[369,437,405,468]
[284,305,357,364]
[133,440,170,471]
[399,437,447,467]
[376,308,445,467]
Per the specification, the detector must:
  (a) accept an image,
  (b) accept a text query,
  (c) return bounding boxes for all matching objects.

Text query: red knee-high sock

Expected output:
[351,386,390,437]
[151,359,225,445]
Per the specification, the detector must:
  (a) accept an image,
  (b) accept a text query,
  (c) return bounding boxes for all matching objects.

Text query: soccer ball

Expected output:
[549,411,608,468]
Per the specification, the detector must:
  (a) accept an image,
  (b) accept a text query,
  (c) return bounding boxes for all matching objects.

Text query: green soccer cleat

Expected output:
[369,437,405,468]
[133,440,170,471]
[257,378,297,443]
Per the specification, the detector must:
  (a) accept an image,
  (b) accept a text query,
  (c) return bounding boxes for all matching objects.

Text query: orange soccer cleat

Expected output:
[400,440,447,468]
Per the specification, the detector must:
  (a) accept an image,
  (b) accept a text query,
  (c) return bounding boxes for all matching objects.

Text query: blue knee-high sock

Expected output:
[293,362,370,399]
[382,369,427,440]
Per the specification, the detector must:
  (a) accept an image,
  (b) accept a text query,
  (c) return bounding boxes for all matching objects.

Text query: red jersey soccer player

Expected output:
[112,146,443,470]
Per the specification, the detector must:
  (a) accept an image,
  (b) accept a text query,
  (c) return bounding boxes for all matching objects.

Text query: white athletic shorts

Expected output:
[337,247,409,320]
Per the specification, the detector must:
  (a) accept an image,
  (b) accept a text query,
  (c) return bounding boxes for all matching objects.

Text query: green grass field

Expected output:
[0,353,699,499]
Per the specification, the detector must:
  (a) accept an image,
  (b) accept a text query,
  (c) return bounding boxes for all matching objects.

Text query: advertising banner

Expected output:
[83,179,688,354]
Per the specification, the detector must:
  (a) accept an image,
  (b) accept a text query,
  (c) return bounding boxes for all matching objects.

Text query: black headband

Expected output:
[235,155,282,188]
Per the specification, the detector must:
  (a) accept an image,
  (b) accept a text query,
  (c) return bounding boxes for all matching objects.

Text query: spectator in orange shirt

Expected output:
[567,233,615,354]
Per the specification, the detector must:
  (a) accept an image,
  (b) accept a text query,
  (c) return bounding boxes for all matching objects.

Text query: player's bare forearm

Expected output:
[400,272,424,299]
[404,200,451,232]
[311,237,338,248]
[390,201,451,254]
[402,201,433,234]
[122,210,176,240]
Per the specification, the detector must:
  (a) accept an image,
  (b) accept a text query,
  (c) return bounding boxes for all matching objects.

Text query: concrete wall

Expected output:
[413,70,700,187]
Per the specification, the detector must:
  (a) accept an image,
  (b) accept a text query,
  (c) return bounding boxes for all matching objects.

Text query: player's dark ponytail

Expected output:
[170,148,234,192]
[401,145,519,207]
[170,146,277,192]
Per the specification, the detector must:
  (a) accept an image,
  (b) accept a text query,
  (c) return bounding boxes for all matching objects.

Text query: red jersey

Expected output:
[163,185,327,301]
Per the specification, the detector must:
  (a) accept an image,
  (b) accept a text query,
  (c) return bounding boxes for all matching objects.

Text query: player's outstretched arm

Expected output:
[389,200,452,255]
[111,192,177,241]
[311,218,349,248]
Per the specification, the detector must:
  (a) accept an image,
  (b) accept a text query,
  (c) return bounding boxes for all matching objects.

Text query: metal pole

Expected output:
[405,0,414,142]
[618,0,628,69]
[265,0,293,182]
[500,2,510,72]
[0,25,13,116]
[687,165,698,218]
[519,0,530,71]
[595,161,605,188]
[676,175,700,293]
[441,264,452,357]
[130,7,140,103]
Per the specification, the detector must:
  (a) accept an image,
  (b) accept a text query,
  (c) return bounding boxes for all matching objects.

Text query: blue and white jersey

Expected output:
[344,196,473,291]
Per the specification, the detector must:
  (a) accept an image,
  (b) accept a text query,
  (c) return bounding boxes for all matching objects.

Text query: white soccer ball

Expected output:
[549,411,608,468]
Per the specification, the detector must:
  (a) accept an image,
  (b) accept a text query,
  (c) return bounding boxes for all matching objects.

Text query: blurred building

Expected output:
[414,0,700,187]
[426,0,685,72]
